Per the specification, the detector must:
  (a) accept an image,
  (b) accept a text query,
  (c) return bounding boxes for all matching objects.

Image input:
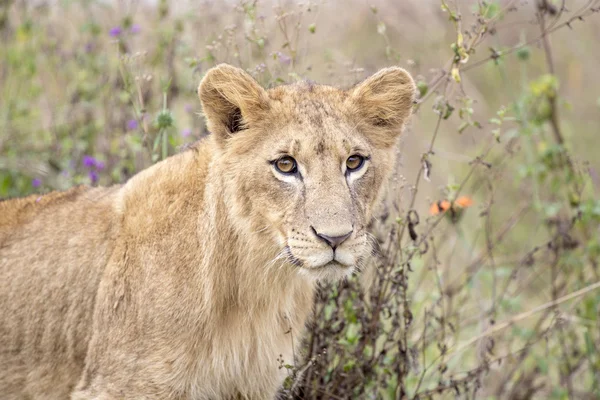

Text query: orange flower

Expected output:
[455,196,474,208]
[430,200,451,215]
[430,196,474,220]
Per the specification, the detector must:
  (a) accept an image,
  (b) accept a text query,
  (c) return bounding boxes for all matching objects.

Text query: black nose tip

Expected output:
[312,227,353,250]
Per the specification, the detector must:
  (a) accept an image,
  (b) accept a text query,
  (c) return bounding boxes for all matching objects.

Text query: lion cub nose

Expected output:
[311,227,353,250]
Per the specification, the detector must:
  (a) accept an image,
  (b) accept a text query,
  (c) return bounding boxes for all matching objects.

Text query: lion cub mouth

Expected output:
[284,246,353,271]
[313,260,351,270]
[285,246,356,281]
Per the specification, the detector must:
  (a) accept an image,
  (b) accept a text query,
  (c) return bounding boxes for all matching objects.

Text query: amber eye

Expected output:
[346,155,365,172]
[274,156,298,174]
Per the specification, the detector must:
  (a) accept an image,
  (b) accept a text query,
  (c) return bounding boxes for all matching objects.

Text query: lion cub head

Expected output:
[199,65,415,281]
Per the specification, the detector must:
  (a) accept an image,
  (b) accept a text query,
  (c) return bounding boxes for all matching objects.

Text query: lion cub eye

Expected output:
[346,155,365,172]
[274,156,298,174]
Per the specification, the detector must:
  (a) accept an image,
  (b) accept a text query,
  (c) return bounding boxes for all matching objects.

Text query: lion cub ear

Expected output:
[348,67,416,147]
[198,64,270,143]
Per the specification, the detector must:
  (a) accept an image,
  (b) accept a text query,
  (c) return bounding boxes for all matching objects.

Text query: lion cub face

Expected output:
[199,65,415,281]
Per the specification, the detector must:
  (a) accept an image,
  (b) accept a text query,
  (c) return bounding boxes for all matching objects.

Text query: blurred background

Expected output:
[1,0,600,398]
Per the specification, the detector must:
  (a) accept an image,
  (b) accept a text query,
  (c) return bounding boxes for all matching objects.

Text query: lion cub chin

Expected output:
[0,64,415,399]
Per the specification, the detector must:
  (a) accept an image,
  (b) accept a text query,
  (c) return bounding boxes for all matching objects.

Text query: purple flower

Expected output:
[277,52,291,66]
[89,170,99,184]
[184,104,193,113]
[109,27,122,38]
[32,178,41,188]
[82,155,104,170]
[181,128,192,138]
[130,24,141,34]
[255,63,267,74]
[127,119,139,130]
[82,155,97,168]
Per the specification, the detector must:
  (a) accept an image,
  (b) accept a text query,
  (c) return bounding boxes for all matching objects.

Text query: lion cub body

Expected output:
[0,64,415,399]
[1,146,312,399]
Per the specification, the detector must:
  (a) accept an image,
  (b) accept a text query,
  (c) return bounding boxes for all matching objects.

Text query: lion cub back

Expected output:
[0,185,120,398]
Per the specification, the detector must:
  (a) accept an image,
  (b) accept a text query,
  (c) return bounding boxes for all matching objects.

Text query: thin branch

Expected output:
[448,280,600,358]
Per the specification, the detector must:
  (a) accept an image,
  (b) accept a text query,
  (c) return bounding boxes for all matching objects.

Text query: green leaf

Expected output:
[363,344,373,358]
[343,359,355,372]
[516,46,530,61]
[345,323,361,345]
[443,102,455,119]
[482,1,501,19]
[324,303,335,320]
[585,330,594,356]
[416,80,428,98]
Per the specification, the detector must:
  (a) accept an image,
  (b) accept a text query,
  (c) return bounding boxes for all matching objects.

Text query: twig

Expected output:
[447,280,600,358]
[537,2,564,146]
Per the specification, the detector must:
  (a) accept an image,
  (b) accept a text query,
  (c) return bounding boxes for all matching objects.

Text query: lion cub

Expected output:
[0,64,415,399]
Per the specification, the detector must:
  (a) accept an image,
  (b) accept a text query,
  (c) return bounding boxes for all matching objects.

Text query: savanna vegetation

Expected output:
[1,0,600,398]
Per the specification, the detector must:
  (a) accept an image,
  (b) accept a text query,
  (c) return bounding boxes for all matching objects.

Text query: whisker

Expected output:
[253,226,270,234]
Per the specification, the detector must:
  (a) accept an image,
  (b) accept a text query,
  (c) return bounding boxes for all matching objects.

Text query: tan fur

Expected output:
[0,64,415,399]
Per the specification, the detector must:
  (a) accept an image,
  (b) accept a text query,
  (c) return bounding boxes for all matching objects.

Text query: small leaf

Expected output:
[343,359,355,372]
[516,46,530,61]
[585,330,594,356]
[443,102,455,119]
[416,80,428,98]
[492,128,501,142]
[345,323,361,344]
[451,66,461,83]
